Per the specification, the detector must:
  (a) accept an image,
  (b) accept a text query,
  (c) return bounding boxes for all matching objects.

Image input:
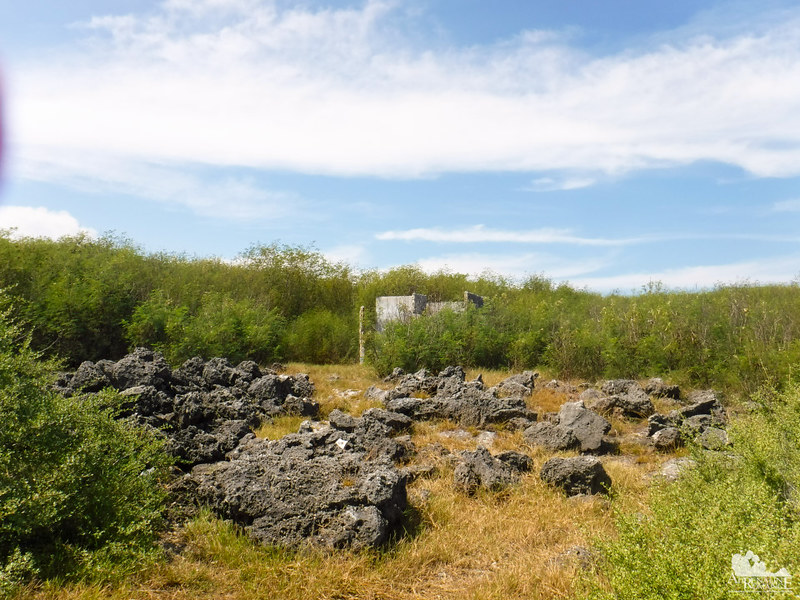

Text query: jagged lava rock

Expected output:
[540,456,612,496]
[57,350,319,468]
[453,446,530,495]
[381,366,536,427]
[188,429,408,550]
[556,401,612,454]
[598,380,655,418]
[523,421,581,452]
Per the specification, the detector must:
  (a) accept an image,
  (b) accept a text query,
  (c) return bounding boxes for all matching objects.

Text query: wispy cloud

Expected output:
[376,225,646,246]
[0,205,97,239]
[409,251,800,291]
[413,251,612,280]
[323,243,369,266]
[772,199,800,212]
[6,0,800,204]
[522,176,597,192]
[14,149,302,221]
[376,226,800,246]
[565,255,800,292]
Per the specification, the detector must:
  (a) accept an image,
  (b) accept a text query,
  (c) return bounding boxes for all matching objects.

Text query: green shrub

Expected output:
[0,300,173,591]
[367,304,511,375]
[123,289,189,353]
[168,292,287,365]
[124,291,286,365]
[589,385,800,599]
[286,309,356,364]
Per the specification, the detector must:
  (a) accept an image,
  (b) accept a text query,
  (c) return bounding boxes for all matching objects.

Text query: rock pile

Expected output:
[647,390,728,450]
[56,349,411,550]
[56,348,319,467]
[55,354,726,550]
[371,367,537,428]
[579,379,655,418]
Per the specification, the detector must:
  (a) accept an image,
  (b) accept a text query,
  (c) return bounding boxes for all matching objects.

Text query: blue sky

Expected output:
[1,0,800,292]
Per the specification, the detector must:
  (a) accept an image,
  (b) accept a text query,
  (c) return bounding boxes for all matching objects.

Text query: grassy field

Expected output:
[19,364,691,600]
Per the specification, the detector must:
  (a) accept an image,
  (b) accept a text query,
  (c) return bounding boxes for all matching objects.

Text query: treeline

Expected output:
[2,233,799,393]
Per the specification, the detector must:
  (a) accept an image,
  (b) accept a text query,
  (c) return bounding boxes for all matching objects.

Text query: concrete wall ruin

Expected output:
[375,291,483,332]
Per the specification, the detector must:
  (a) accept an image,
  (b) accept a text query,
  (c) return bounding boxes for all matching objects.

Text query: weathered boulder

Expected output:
[119,385,174,418]
[167,419,252,465]
[453,446,529,494]
[384,397,442,420]
[698,427,730,450]
[328,408,359,431]
[495,450,534,473]
[71,361,112,393]
[578,388,604,405]
[523,421,580,452]
[557,401,612,454]
[383,367,405,382]
[188,428,408,550]
[647,413,673,436]
[651,427,682,451]
[202,357,239,387]
[111,347,173,391]
[600,379,638,396]
[673,391,725,421]
[647,388,726,448]
[540,456,612,496]
[438,366,466,381]
[598,380,655,418]
[495,371,538,397]
[657,457,696,482]
[436,385,536,427]
[644,377,681,399]
[234,360,262,383]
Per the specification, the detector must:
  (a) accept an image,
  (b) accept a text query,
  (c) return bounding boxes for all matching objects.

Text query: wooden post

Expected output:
[359,305,365,364]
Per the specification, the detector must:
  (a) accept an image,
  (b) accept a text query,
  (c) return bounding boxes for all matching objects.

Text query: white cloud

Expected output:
[323,243,369,266]
[403,251,800,293]
[0,205,97,239]
[523,177,597,192]
[773,199,800,212]
[564,255,800,293]
[5,0,800,200]
[413,251,612,280]
[14,149,300,221]
[376,224,645,245]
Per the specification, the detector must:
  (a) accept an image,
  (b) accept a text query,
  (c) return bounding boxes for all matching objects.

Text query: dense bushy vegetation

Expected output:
[2,232,800,393]
[371,281,800,394]
[592,384,800,599]
[0,297,172,594]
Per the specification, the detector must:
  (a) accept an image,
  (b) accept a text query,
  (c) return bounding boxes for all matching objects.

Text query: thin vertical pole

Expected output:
[359,305,365,364]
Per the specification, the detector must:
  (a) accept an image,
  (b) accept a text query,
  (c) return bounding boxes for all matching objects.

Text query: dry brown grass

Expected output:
[28,364,680,600]
[255,415,307,440]
[284,362,385,418]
